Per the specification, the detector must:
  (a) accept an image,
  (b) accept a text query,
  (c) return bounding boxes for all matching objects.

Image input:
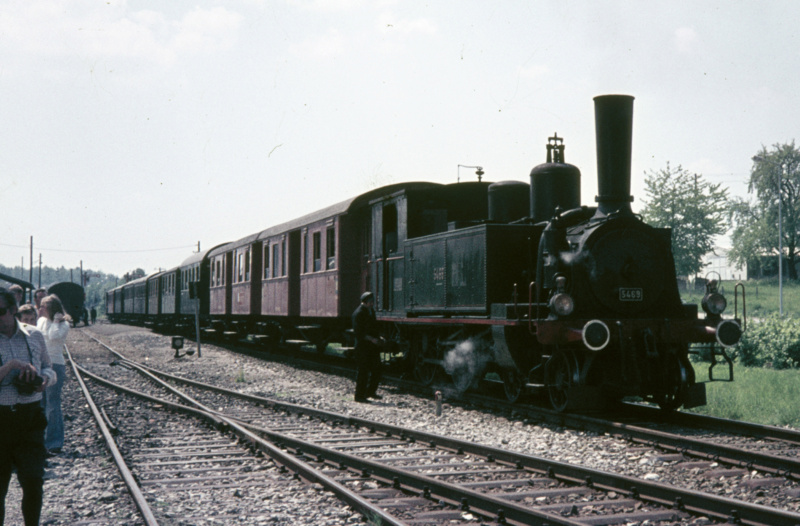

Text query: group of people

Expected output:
[0,285,70,526]
[0,284,379,523]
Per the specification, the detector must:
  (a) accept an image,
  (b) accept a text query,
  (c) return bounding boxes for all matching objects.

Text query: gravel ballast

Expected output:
[6,322,799,524]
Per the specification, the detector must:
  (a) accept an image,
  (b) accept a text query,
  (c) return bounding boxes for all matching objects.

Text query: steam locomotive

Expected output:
[107,94,742,411]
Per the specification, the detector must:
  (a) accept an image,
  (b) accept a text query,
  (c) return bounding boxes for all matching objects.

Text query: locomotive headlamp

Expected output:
[549,276,574,317]
[582,320,611,351]
[716,319,743,348]
[701,280,727,316]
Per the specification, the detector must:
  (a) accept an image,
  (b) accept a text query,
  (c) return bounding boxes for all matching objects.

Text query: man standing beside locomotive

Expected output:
[0,288,56,526]
[352,292,384,403]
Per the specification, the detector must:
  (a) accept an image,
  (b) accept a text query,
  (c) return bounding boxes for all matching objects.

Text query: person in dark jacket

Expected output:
[352,292,383,403]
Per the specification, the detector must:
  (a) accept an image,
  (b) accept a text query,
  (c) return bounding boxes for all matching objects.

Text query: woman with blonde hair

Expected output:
[37,294,70,454]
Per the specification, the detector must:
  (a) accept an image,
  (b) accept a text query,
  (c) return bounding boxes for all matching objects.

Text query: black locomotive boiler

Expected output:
[107,94,742,411]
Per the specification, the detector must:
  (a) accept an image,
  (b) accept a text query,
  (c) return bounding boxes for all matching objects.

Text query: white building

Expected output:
[700,247,747,282]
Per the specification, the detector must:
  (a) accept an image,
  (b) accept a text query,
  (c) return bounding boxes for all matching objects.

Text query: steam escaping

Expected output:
[443,338,490,394]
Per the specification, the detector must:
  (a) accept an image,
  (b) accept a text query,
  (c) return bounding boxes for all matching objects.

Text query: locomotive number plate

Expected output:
[619,288,643,301]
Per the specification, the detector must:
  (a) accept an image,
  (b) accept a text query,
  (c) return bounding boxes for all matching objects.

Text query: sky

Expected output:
[1,0,798,279]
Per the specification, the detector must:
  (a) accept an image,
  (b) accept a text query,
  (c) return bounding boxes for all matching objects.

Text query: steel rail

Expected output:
[112,358,585,526]
[101,363,586,525]
[118,357,800,526]
[74,357,408,526]
[621,402,800,444]
[63,344,161,526]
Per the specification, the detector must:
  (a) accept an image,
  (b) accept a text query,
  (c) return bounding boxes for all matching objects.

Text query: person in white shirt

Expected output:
[36,295,70,455]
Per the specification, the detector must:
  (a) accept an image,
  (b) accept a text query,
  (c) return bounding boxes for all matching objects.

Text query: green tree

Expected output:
[640,163,729,278]
[729,142,800,281]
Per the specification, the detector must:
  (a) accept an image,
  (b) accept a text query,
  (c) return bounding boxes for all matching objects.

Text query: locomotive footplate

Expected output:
[534,317,731,349]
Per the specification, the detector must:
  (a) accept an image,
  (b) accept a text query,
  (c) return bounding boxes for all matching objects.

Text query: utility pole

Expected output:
[29,236,33,286]
[38,254,42,288]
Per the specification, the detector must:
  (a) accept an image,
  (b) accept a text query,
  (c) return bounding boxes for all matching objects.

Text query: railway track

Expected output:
[69,331,800,525]
[63,343,365,524]
[192,327,800,484]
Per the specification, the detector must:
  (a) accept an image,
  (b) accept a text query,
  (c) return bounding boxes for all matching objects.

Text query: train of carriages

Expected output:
[107,95,743,411]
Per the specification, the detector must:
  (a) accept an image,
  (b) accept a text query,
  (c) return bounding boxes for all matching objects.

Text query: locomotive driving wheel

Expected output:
[501,369,524,403]
[545,350,579,412]
[413,333,439,386]
[655,353,689,411]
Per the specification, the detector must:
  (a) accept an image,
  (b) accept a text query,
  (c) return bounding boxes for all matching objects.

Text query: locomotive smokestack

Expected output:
[594,94,634,216]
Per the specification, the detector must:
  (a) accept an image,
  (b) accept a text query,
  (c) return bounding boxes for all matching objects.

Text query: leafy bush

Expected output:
[735,315,800,369]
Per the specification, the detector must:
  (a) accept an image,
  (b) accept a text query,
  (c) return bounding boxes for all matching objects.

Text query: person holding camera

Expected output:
[36,295,70,455]
[0,288,55,526]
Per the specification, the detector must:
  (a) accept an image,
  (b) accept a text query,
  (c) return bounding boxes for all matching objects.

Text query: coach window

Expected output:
[383,203,398,254]
[263,245,269,279]
[272,243,280,278]
[303,233,309,273]
[244,249,251,281]
[313,232,321,272]
[236,251,242,283]
[326,226,336,269]
[281,239,287,276]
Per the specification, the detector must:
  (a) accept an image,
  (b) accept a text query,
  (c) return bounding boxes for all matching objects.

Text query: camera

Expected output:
[12,372,43,396]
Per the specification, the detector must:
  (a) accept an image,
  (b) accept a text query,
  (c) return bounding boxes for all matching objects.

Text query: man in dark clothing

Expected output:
[352,292,383,403]
[90,307,97,325]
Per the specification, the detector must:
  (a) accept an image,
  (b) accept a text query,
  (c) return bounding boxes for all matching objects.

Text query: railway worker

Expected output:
[90,307,96,325]
[352,292,384,403]
[0,287,55,526]
[36,295,70,455]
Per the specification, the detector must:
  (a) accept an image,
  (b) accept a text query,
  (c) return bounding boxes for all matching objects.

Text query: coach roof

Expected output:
[256,182,441,241]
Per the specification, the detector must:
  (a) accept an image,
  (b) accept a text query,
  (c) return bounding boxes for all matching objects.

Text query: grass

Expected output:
[690,363,800,427]
[682,278,800,427]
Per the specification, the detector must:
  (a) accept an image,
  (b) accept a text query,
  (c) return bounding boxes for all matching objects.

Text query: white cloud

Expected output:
[0,2,243,68]
[171,7,243,57]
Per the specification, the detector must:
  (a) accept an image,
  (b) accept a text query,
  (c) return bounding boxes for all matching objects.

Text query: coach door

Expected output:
[288,230,301,317]
[371,195,406,314]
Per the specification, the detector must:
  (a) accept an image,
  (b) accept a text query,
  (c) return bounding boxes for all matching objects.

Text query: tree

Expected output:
[640,163,729,278]
[123,268,146,282]
[729,142,800,281]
